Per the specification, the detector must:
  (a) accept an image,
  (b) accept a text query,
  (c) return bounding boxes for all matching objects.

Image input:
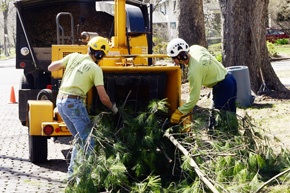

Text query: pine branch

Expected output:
[164,132,220,193]
[191,153,237,157]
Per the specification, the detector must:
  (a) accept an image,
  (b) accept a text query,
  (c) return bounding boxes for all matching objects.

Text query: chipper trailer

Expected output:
[15,0,181,163]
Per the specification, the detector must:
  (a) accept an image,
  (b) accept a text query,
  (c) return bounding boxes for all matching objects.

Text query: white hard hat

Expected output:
[167,38,189,57]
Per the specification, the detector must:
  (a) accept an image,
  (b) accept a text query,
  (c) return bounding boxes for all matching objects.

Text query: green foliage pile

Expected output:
[188,111,290,192]
[65,99,290,192]
[66,99,182,192]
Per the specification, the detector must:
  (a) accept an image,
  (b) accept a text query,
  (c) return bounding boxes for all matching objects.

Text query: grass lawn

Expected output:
[0,48,15,60]
[208,42,290,58]
[275,44,290,56]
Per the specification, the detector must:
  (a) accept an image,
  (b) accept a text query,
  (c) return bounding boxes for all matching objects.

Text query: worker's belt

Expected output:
[57,94,84,100]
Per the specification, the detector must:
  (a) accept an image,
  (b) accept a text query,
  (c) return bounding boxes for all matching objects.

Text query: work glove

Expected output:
[111,103,119,115]
[170,109,183,124]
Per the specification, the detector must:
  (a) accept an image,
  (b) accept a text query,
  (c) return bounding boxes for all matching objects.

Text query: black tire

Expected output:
[28,117,48,163]
[37,89,53,101]
[29,135,48,163]
[19,75,31,126]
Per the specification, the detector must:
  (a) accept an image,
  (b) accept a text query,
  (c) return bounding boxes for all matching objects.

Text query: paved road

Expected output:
[271,59,290,72]
[0,58,70,193]
[271,59,290,86]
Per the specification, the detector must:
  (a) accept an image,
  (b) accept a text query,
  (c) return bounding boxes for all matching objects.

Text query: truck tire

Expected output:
[28,118,48,163]
[37,89,53,101]
[19,75,32,126]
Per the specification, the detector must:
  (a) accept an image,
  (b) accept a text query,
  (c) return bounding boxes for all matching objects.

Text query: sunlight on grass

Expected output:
[275,44,290,56]
[208,43,290,58]
[208,43,222,56]
[0,48,15,60]
[239,101,290,141]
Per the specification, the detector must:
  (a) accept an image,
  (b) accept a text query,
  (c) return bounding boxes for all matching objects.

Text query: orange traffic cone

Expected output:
[9,86,17,104]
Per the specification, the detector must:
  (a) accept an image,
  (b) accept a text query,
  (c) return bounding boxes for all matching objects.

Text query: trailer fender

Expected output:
[27,100,54,135]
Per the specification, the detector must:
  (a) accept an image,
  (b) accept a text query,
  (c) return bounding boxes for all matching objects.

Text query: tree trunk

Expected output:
[176,0,207,48]
[3,7,9,56]
[1,0,10,56]
[219,0,289,96]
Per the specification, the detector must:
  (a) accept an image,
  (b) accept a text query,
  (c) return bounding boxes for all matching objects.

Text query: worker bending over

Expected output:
[167,38,237,124]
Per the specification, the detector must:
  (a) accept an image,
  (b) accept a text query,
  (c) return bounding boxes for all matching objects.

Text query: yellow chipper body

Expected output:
[24,0,181,163]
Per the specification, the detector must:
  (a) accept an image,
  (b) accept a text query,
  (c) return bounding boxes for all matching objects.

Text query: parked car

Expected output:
[266,28,289,43]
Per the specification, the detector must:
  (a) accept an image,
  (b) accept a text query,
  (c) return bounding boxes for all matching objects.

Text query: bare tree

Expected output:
[203,0,221,39]
[176,0,207,47]
[0,0,11,56]
[219,0,289,96]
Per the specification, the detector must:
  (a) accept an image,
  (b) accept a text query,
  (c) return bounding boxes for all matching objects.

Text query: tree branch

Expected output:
[164,132,220,193]
[255,167,290,193]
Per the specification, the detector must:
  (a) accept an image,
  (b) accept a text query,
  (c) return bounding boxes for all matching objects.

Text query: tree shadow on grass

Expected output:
[261,89,290,99]
[247,103,274,109]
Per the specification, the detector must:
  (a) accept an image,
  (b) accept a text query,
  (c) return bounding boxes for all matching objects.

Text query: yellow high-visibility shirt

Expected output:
[178,45,227,114]
[59,53,104,98]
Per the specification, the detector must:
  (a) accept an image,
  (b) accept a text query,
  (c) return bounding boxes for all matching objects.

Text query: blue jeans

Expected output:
[212,72,237,113]
[56,97,95,177]
[209,73,238,134]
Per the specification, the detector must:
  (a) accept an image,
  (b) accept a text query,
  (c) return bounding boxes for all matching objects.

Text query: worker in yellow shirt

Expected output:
[48,36,118,181]
[167,38,237,124]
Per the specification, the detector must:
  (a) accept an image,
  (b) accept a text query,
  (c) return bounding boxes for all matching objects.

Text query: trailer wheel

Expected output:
[37,89,53,101]
[28,117,48,163]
